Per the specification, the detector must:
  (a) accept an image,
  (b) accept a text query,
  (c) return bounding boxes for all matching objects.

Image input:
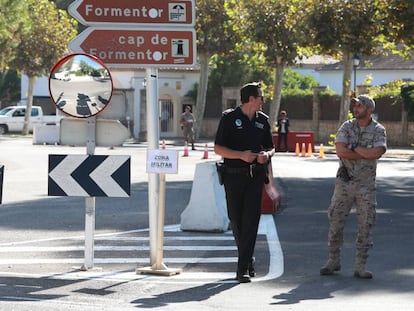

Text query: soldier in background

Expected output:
[320,95,387,279]
[180,105,196,150]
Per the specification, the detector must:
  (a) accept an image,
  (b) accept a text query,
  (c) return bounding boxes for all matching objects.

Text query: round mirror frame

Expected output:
[49,53,113,119]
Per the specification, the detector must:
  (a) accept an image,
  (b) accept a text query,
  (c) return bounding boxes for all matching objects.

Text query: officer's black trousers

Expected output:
[224,171,265,274]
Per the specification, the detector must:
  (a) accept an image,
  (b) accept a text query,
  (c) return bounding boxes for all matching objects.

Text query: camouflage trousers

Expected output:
[327,177,377,252]
[183,126,194,143]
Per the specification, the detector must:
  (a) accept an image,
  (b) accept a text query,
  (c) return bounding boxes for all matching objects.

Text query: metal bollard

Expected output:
[0,165,4,204]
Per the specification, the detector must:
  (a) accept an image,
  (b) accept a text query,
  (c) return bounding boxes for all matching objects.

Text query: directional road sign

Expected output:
[48,154,130,197]
[69,27,196,68]
[68,0,195,27]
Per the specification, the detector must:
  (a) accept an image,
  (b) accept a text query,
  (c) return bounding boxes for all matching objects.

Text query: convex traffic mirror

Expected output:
[49,53,113,118]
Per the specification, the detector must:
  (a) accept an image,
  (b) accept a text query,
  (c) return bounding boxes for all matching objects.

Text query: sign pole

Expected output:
[139,68,161,272]
[154,172,181,275]
[146,68,160,266]
[0,165,4,205]
[81,116,97,270]
[156,173,167,270]
[137,69,181,276]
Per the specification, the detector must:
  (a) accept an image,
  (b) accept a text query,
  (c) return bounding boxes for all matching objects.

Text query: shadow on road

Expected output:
[131,280,238,308]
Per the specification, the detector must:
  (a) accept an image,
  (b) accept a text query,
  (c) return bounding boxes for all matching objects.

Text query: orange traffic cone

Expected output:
[183,141,189,157]
[307,143,313,157]
[202,144,209,159]
[295,143,300,156]
[301,143,306,157]
[318,144,325,159]
[161,139,166,149]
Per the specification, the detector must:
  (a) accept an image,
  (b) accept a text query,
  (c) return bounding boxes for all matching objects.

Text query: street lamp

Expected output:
[352,53,361,96]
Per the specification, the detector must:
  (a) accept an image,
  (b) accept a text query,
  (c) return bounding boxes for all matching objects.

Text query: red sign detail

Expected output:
[70,0,194,26]
[70,28,196,67]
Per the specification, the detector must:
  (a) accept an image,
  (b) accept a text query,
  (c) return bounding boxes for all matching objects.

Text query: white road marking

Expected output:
[0,215,284,283]
[0,245,237,252]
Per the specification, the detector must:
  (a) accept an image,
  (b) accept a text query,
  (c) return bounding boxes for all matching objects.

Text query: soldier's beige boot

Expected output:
[354,251,373,279]
[320,250,341,275]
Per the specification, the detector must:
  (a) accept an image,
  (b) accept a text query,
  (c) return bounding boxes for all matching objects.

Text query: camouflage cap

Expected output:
[352,95,375,110]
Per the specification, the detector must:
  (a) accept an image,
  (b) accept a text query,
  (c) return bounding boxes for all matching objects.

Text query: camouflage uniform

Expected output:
[323,117,387,277]
[180,110,195,146]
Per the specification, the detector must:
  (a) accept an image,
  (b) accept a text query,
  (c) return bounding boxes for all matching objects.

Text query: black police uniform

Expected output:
[214,106,274,277]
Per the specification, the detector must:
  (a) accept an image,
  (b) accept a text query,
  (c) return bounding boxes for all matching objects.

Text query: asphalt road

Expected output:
[0,136,413,310]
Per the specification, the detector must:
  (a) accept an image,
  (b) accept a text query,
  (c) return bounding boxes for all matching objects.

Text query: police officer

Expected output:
[214,82,275,283]
[320,95,387,279]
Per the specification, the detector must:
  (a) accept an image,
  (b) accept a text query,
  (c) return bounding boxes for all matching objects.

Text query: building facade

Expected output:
[21,68,200,141]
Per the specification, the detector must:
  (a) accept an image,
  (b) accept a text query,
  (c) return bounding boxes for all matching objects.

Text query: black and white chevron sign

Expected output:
[48,154,130,197]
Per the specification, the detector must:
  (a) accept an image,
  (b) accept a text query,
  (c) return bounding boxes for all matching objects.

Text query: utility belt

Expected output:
[216,162,269,185]
[226,164,260,176]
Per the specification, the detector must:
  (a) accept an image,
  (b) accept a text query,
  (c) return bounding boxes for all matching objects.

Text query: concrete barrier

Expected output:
[33,125,60,145]
[180,161,229,232]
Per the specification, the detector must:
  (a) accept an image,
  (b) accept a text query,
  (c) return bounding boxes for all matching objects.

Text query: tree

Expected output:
[0,70,20,105]
[0,0,30,107]
[240,0,309,127]
[401,82,414,115]
[386,0,414,48]
[206,52,274,116]
[194,0,239,138]
[9,0,77,134]
[0,0,30,69]
[307,0,392,124]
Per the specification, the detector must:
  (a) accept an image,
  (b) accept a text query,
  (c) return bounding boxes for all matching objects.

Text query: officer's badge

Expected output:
[255,122,264,129]
[235,119,242,128]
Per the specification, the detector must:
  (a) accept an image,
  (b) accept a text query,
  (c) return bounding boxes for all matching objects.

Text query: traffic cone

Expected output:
[183,141,189,157]
[202,143,209,159]
[307,143,313,157]
[295,143,300,156]
[161,139,166,149]
[301,143,306,157]
[318,144,325,158]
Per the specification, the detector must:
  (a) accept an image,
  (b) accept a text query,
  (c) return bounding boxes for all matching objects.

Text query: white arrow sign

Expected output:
[89,156,130,197]
[48,154,130,197]
[49,155,90,197]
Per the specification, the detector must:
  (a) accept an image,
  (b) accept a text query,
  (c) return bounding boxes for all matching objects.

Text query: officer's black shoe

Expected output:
[236,272,251,283]
[248,258,256,277]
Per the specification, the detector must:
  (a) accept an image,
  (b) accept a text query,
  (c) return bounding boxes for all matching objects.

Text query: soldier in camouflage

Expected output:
[320,95,387,279]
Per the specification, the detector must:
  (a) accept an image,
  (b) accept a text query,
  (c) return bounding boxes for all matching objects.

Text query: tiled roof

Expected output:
[318,53,414,71]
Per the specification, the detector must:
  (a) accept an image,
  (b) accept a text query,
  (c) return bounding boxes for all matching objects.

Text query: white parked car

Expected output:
[0,106,62,134]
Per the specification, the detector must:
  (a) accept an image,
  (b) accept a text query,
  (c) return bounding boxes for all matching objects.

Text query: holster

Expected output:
[337,166,351,182]
[264,161,270,184]
[215,161,225,185]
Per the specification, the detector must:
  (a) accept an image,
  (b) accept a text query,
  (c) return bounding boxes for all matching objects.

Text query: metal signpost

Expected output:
[0,165,3,204]
[48,54,131,270]
[141,149,179,275]
[69,0,196,275]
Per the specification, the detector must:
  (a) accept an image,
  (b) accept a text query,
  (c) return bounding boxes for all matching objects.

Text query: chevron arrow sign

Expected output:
[48,154,130,197]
